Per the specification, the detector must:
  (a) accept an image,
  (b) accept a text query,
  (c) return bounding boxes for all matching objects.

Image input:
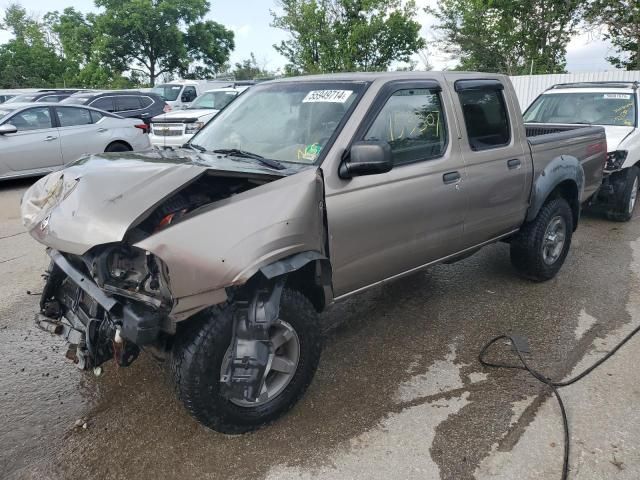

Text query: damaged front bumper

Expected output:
[37,249,167,370]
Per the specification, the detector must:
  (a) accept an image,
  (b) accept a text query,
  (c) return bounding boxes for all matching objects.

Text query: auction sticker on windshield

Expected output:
[603,94,632,99]
[303,90,353,103]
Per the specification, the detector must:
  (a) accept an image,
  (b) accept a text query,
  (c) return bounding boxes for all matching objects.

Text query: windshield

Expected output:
[152,84,182,101]
[190,82,365,164]
[5,94,37,103]
[0,107,15,121]
[189,91,238,110]
[524,92,637,126]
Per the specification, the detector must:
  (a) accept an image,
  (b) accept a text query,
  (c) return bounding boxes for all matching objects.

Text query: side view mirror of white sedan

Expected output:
[0,124,17,135]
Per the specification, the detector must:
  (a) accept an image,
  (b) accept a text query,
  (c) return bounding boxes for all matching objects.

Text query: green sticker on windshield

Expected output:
[298,143,322,162]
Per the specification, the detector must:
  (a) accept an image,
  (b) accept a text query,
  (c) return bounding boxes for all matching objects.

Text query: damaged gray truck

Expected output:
[22,72,606,433]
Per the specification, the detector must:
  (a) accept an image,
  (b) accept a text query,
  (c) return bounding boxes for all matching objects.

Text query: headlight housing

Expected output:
[185,121,204,134]
[21,172,79,231]
[605,150,628,171]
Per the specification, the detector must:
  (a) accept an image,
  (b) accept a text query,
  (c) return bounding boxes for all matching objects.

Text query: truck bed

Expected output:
[524,123,606,204]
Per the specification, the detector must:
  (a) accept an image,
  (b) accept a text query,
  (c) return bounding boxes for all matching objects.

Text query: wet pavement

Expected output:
[1,177,639,480]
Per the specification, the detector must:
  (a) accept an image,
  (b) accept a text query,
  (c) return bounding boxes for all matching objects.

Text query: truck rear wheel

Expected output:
[606,166,639,222]
[510,197,573,281]
[170,289,322,434]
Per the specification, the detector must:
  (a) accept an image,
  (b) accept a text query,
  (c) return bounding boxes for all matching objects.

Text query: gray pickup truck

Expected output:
[22,72,605,433]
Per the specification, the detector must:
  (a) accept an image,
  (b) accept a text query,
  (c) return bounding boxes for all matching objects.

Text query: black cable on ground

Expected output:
[479,324,640,480]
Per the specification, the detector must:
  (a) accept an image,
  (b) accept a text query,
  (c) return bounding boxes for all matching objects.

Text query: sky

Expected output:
[0,0,619,74]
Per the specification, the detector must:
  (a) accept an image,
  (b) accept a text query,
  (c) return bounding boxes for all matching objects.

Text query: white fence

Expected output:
[510,71,640,110]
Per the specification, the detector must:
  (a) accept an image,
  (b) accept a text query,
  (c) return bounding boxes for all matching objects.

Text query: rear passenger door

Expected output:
[54,106,107,163]
[89,96,116,113]
[115,95,143,118]
[327,81,468,296]
[450,78,531,246]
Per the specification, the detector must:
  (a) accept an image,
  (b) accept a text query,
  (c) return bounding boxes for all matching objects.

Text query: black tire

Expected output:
[171,289,323,434]
[105,141,132,153]
[510,197,573,282]
[606,166,639,222]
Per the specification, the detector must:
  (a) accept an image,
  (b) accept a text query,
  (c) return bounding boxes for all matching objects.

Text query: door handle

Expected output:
[507,158,521,170]
[44,136,57,141]
[443,171,461,184]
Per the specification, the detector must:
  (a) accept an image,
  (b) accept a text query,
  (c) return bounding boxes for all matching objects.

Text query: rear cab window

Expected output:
[456,80,510,151]
[364,86,447,165]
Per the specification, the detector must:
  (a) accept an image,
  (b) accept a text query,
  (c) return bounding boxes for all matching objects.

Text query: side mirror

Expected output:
[339,140,393,179]
[0,124,17,135]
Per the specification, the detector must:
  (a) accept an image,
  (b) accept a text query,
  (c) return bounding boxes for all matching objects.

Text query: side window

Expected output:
[458,88,510,151]
[8,107,53,131]
[91,97,115,112]
[139,96,153,108]
[38,95,58,103]
[116,96,142,112]
[56,107,93,127]
[364,88,447,165]
[182,86,197,102]
[90,110,104,123]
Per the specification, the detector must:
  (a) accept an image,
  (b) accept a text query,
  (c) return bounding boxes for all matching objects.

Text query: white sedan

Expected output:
[0,103,151,181]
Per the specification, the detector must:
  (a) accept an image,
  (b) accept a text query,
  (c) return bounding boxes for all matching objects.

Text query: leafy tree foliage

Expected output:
[271,0,426,74]
[232,53,273,80]
[430,0,583,75]
[94,0,234,84]
[585,0,640,70]
[0,0,235,88]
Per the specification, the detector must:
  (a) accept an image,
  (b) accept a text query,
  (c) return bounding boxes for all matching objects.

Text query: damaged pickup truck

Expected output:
[22,72,606,433]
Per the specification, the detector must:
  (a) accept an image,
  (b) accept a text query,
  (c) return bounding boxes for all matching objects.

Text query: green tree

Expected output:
[0,3,70,87]
[585,0,640,70]
[271,0,426,74]
[232,52,272,80]
[94,0,235,84]
[430,0,583,75]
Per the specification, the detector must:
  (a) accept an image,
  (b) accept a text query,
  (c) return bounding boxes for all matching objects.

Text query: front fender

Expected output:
[526,155,584,223]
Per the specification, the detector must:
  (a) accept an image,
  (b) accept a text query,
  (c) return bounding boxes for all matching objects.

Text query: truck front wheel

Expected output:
[170,289,322,434]
[606,166,639,222]
[510,198,573,281]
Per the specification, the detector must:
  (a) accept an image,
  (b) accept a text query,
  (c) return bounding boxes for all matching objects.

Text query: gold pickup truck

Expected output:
[22,72,606,433]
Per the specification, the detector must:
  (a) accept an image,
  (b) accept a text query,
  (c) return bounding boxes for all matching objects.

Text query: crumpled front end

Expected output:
[24,153,326,372]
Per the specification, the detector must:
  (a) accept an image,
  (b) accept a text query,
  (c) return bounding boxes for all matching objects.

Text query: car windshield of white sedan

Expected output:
[191,82,365,164]
[151,84,182,101]
[5,94,37,103]
[188,91,237,110]
[524,92,637,126]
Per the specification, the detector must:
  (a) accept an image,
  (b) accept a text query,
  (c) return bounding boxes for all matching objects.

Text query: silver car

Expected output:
[0,103,151,180]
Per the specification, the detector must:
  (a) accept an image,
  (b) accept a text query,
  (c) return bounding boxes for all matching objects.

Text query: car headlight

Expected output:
[605,150,628,171]
[185,121,204,134]
[21,172,79,231]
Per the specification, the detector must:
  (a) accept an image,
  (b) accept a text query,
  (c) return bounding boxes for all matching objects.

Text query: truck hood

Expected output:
[21,149,296,255]
[151,109,219,122]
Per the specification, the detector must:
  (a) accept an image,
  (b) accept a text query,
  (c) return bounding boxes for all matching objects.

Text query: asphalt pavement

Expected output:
[1,177,639,480]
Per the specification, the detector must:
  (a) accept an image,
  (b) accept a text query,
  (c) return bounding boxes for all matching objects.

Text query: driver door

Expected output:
[325,81,468,297]
[0,106,63,176]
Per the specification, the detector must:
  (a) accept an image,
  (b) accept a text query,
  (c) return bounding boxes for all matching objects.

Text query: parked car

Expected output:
[149,86,249,148]
[0,103,150,180]
[524,81,640,221]
[62,91,168,128]
[23,72,605,433]
[151,79,254,110]
[4,89,86,104]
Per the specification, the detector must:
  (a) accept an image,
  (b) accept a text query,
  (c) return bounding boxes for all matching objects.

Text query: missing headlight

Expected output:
[605,150,628,171]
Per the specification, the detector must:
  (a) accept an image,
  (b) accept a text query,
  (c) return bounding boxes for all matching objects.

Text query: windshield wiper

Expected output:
[187,143,206,152]
[212,148,286,170]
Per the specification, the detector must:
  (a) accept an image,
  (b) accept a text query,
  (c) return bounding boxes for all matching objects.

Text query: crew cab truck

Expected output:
[23,72,605,433]
[524,81,640,221]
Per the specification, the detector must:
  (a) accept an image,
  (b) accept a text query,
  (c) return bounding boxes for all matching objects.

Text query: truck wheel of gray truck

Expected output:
[606,166,639,222]
[510,197,573,281]
[170,288,323,434]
